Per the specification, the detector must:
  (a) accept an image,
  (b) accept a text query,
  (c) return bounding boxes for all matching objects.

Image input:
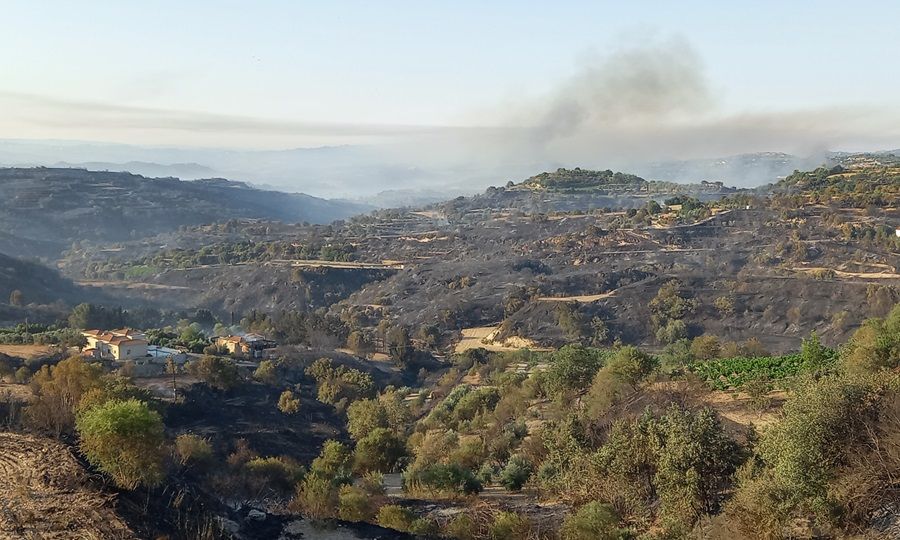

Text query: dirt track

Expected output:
[0,432,135,539]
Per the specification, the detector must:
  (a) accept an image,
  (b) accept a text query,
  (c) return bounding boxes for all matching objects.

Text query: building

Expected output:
[215,333,277,359]
[147,345,188,365]
[82,328,148,361]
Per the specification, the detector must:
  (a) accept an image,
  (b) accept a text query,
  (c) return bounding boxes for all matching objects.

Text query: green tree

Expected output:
[311,439,352,478]
[27,355,103,435]
[76,398,165,489]
[544,345,606,396]
[607,346,656,389]
[187,355,239,390]
[353,428,406,473]
[253,360,278,384]
[499,455,533,491]
[346,398,389,440]
[278,389,301,414]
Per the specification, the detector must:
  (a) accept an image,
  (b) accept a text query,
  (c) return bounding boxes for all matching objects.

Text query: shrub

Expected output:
[338,484,378,522]
[175,433,213,466]
[445,513,477,540]
[560,501,631,540]
[76,398,165,489]
[690,335,721,361]
[277,390,301,414]
[253,360,277,384]
[405,463,482,495]
[489,511,530,540]
[294,473,338,520]
[376,504,416,532]
[245,456,305,495]
[499,455,533,491]
[409,518,439,536]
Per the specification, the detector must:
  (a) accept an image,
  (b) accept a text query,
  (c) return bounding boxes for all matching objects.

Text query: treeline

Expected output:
[776,165,900,207]
[81,240,357,279]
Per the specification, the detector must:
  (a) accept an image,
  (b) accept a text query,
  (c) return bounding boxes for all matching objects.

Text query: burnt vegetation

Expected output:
[0,159,898,538]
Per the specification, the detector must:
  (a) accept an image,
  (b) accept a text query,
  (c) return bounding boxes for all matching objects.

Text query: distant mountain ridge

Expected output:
[0,167,371,259]
[51,161,217,180]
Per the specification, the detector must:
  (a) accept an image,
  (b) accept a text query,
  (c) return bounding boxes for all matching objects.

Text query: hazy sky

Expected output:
[3,1,900,153]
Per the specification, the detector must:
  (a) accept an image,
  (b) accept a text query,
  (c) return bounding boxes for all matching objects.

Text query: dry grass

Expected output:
[0,345,55,360]
[0,432,136,539]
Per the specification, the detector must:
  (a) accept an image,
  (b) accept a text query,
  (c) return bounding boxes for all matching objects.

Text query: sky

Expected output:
[1,1,900,195]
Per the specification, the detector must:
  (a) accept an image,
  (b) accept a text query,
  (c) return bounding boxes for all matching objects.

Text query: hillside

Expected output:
[0,167,370,258]
[52,163,899,354]
[0,431,136,538]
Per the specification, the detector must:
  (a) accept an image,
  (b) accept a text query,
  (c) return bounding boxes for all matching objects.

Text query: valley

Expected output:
[0,161,897,540]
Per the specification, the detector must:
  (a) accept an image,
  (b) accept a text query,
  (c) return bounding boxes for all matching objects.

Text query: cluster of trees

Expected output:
[776,165,900,208]
[84,239,357,279]
[0,323,84,347]
[524,168,647,192]
[377,303,900,539]
[67,303,210,332]
[649,280,697,344]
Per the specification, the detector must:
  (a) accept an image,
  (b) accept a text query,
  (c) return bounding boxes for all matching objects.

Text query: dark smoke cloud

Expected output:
[531,38,713,140]
[2,38,899,195]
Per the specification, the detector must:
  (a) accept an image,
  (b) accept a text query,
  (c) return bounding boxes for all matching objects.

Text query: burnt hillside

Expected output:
[0,167,369,258]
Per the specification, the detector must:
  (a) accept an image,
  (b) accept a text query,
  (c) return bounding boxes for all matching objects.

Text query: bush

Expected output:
[690,335,721,361]
[409,518,439,536]
[338,484,378,522]
[376,504,416,532]
[76,398,165,489]
[294,473,338,520]
[253,360,277,384]
[405,463,482,495]
[175,433,213,466]
[245,456,305,495]
[560,501,631,540]
[445,513,477,540]
[499,455,533,491]
[278,390,301,414]
[489,511,530,540]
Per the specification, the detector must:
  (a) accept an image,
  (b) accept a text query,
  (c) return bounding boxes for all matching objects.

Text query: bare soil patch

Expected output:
[0,345,55,360]
[455,326,551,354]
[0,431,136,539]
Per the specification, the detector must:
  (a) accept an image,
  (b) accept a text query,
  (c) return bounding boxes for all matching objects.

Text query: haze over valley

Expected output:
[1,3,899,539]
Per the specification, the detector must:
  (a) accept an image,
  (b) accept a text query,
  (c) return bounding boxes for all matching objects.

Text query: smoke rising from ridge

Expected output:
[531,38,714,140]
[1,37,899,195]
